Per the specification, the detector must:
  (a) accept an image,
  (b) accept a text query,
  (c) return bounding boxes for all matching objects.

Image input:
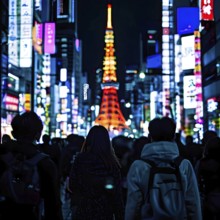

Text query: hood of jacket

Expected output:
[140,141,180,161]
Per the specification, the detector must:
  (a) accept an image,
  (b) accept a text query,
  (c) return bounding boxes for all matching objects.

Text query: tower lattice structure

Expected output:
[95,4,129,133]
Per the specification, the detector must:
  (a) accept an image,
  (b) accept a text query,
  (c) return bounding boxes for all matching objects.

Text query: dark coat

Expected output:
[198,157,220,194]
[69,152,124,220]
[0,141,63,220]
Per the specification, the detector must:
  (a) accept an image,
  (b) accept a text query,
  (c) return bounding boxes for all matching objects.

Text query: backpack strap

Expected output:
[140,156,184,193]
[140,158,156,191]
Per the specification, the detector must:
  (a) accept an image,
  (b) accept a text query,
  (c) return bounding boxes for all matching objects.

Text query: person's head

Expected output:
[2,134,12,144]
[148,117,176,142]
[185,135,193,145]
[66,134,85,152]
[66,134,79,143]
[111,135,132,159]
[11,111,43,142]
[132,136,150,160]
[42,134,50,144]
[202,130,217,146]
[82,125,111,154]
[204,136,220,160]
[82,125,120,168]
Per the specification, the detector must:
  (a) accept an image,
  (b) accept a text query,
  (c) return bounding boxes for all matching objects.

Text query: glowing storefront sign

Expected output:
[72,98,78,124]
[207,97,218,112]
[8,0,18,66]
[75,39,80,52]
[181,35,195,70]
[174,35,182,130]
[161,0,174,117]
[35,0,42,11]
[194,31,203,124]
[57,0,69,19]
[83,84,89,101]
[20,0,33,67]
[8,73,19,91]
[24,93,31,111]
[44,23,56,54]
[60,86,68,98]
[4,94,19,111]
[33,21,43,54]
[60,68,67,82]
[183,75,196,109]
[201,0,214,21]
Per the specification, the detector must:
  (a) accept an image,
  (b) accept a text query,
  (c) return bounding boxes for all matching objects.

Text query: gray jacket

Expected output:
[125,141,202,220]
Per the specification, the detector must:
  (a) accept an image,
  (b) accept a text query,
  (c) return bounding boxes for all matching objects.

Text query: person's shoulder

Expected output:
[178,158,196,174]
[129,158,151,172]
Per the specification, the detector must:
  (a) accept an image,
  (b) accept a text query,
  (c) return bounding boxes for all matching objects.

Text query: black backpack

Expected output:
[0,151,48,205]
[140,156,185,220]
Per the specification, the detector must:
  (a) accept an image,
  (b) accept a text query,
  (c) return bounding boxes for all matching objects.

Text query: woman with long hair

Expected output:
[68,125,124,220]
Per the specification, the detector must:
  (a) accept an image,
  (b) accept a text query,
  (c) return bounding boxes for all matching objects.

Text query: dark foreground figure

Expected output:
[125,117,202,220]
[0,111,63,220]
[68,125,124,220]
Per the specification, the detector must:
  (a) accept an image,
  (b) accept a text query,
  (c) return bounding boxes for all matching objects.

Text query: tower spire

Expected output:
[107,4,112,29]
[94,3,129,135]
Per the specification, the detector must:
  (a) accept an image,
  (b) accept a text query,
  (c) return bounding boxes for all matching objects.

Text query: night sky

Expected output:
[77,0,186,98]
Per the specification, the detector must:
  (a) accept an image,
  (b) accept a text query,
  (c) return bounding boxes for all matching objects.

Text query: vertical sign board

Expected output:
[33,21,43,54]
[44,22,56,54]
[8,0,19,66]
[181,35,195,70]
[162,0,171,117]
[201,0,214,21]
[20,0,33,67]
[194,30,203,124]
[183,75,196,109]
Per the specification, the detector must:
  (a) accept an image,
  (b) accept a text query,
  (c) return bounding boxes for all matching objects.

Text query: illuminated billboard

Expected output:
[3,94,19,111]
[8,0,19,66]
[44,22,56,54]
[20,0,33,67]
[33,21,43,54]
[147,54,162,69]
[181,35,195,70]
[207,97,220,113]
[183,75,196,109]
[177,7,200,35]
[201,0,214,21]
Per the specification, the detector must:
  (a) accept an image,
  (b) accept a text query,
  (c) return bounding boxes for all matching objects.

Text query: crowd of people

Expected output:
[0,111,219,220]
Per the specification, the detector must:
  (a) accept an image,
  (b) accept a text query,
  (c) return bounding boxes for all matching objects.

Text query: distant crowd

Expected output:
[0,111,219,220]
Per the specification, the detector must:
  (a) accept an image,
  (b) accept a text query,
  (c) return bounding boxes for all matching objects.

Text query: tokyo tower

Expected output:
[95,3,129,133]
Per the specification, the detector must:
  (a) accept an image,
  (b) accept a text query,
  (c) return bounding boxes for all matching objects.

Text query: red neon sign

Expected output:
[201,0,214,21]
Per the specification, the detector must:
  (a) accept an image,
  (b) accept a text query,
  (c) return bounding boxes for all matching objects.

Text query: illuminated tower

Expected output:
[95,4,128,133]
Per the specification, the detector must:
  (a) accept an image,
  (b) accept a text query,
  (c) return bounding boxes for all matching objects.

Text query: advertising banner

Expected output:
[201,0,214,21]
[44,22,56,54]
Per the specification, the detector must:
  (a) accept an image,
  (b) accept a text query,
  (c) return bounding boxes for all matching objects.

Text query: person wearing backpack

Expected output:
[125,117,202,220]
[0,111,63,220]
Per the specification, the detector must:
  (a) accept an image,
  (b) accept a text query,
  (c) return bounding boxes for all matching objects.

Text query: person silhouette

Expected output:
[125,117,202,220]
[68,125,124,220]
[0,111,63,220]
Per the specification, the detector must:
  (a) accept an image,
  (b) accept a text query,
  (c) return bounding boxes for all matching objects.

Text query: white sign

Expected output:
[183,75,196,109]
[181,35,195,70]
